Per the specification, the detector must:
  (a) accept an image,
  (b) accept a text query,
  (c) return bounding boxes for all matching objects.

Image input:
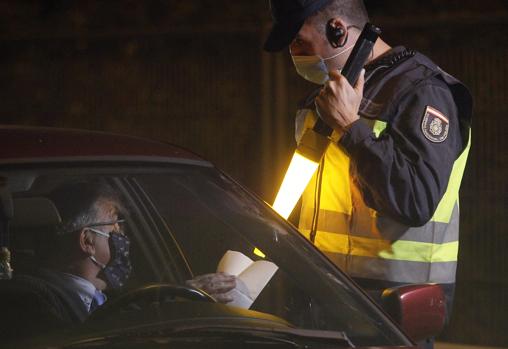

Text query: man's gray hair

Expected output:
[36,180,124,263]
[49,180,123,235]
[59,197,106,234]
[310,0,370,34]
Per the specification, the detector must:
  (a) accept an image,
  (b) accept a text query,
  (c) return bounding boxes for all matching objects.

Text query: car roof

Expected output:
[0,125,210,165]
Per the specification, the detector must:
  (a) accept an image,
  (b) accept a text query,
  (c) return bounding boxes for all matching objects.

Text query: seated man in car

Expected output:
[33,180,133,322]
[9,181,237,329]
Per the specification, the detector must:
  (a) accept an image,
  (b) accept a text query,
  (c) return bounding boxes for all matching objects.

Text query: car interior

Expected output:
[0,169,410,347]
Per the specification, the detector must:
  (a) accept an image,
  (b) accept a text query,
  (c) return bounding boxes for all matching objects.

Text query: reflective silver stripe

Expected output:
[323,253,457,284]
[372,203,460,244]
[303,204,459,244]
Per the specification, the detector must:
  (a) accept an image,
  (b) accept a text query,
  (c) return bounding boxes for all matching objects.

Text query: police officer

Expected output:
[264,1,472,347]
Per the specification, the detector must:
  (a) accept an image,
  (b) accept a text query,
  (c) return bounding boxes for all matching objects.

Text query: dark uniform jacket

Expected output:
[342,46,472,225]
[297,46,472,312]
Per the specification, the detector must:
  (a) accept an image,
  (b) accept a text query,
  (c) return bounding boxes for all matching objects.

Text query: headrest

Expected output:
[0,189,13,220]
[0,177,13,220]
[11,197,62,228]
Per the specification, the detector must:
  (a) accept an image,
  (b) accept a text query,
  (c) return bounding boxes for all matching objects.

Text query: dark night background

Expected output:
[1,1,507,346]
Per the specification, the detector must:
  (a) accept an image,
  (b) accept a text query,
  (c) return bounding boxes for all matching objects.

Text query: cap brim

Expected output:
[263,19,304,52]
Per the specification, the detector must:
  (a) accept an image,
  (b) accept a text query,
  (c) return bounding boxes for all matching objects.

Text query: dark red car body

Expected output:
[0,125,202,160]
[0,125,442,349]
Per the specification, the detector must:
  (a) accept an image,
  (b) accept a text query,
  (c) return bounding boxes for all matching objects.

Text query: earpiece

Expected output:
[326,19,346,48]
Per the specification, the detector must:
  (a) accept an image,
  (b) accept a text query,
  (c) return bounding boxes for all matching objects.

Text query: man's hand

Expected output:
[186,272,236,303]
[315,69,365,132]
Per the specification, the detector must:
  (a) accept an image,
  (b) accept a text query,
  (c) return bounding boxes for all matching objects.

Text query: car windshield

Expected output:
[0,161,410,348]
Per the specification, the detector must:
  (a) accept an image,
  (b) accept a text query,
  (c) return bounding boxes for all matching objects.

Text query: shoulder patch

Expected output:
[421,106,449,143]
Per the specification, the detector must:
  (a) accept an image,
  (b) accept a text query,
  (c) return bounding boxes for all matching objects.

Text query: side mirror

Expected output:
[381,284,446,342]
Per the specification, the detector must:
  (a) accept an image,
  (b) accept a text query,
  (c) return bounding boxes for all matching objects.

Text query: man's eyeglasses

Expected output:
[84,219,125,238]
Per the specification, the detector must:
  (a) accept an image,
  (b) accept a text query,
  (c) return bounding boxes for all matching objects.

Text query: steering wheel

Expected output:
[89,283,216,319]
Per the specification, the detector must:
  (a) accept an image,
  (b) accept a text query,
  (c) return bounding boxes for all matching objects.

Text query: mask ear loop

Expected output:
[89,255,107,269]
[85,228,109,269]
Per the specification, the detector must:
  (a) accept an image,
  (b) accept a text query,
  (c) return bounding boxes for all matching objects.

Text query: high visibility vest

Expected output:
[296,110,471,285]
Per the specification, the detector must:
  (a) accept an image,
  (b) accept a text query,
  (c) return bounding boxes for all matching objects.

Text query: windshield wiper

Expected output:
[167,324,355,347]
[67,318,355,348]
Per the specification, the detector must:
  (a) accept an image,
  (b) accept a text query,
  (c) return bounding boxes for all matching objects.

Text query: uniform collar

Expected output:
[365,46,415,73]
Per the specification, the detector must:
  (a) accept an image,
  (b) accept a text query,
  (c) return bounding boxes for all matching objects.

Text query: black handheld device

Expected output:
[313,23,381,137]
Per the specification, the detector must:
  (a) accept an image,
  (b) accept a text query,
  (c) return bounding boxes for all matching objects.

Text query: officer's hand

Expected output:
[186,272,236,303]
[315,69,365,131]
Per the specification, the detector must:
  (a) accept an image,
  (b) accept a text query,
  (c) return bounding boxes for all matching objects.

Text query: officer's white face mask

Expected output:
[291,44,354,85]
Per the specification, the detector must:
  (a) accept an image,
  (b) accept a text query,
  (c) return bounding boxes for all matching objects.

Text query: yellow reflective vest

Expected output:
[296,48,472,286]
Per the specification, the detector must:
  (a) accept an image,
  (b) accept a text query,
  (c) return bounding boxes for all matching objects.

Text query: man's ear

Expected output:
[79,229,95,255]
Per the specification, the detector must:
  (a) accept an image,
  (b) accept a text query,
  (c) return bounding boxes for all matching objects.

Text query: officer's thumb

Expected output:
[328,69,342,81]
[354,69,365,94]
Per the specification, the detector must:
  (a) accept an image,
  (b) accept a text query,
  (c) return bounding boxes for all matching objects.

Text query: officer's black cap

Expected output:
[264,0,332,52]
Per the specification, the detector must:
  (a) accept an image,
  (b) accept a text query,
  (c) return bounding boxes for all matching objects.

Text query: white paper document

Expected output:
[217,250,278,309]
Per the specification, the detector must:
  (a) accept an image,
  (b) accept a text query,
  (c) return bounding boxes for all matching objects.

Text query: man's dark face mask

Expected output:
[100,233,132,289]
[87,221,133,289]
